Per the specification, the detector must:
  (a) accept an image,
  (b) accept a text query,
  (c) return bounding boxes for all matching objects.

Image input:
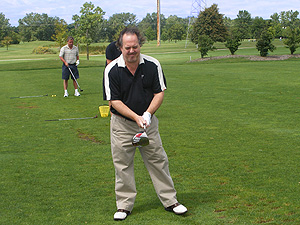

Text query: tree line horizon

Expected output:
[1,2,300,57]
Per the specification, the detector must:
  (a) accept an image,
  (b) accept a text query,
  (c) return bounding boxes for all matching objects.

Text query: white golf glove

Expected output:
[142,111,151,126]
[76,60,80,66]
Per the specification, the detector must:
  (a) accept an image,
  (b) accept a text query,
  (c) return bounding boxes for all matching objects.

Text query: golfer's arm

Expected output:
[59,56,68,66]
[146,91,164,115]
[110,100,140,122]
[110,92,164,127]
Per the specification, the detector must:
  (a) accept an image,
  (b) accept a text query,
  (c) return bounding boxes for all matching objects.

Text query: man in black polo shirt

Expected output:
[103,27,187,221]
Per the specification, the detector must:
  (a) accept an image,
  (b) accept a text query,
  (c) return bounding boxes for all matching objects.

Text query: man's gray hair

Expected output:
[116,27,146,49]
[67,36,74,41]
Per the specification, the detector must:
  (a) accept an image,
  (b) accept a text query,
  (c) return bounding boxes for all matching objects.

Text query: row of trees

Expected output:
[190,4,300,57]
[0,2,188,54]
[1,2,300,57]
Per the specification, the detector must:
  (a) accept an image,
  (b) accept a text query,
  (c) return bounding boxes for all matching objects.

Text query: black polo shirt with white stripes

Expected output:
[103,54,167,120]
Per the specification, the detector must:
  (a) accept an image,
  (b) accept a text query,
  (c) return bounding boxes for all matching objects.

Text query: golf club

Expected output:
[10,94,48,99]
[45,115,97,121]
[68,66,83,92]
[132,124,149,147]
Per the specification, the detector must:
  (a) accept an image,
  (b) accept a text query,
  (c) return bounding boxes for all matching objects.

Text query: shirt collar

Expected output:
[117,54,145,68]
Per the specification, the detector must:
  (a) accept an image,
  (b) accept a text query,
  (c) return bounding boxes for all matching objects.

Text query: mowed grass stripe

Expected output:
[1,41,300,224]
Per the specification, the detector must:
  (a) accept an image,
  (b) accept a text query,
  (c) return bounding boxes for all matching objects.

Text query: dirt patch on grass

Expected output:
[16,103,39,109]
[77,129,104,144]
[17,106,39,109]
[190,54,300,62]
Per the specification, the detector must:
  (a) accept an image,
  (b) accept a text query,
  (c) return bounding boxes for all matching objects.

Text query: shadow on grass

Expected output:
[131,191,219,217]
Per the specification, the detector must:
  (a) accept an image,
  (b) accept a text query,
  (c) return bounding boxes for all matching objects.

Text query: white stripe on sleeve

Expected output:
[142,54,166,91]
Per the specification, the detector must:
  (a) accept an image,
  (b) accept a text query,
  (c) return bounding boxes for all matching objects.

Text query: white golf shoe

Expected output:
[165,203,188,215]
[113,209,130,221]
[74,91,80,96]
[64,91,69,97]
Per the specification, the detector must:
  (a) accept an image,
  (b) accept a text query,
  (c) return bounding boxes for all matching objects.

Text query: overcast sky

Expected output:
[1,0,300,26]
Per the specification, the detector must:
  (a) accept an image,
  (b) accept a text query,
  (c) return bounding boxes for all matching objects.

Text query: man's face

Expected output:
[120,33,140,64]
[67,39,74,48]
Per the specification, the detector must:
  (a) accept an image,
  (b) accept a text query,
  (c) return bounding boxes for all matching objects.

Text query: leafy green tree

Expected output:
[138,13,157,31]
[191,4,228,44]
[164,15,188,42]
[165,15,187,31]
[138,12,165,37]
[113,26,126,41]
[18,15,35,42]
[72,2,105,60]
[269,10,300,39]
[167,24,185,42]
[197,34,215,58]
[10,31,21,44]
[1,36,13,50]
[270,13,283,38]
[251,16,268,39]
[96,20,113,42]
[144,27,156,42]
[36,14,59,40]
[0,13,10,41]
[225,31,241,55]
[161,29,168,42]
[105,13,137,42]
[223,15,244,55]
[52,19,68,48]
[256,29,276,56]
[283,27,300,54]
[234,10,252,39]
[223,16,234,30]
[18,13,60,41]
[280,10,300,29]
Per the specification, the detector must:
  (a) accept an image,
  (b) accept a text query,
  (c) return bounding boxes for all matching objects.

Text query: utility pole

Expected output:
[157,0,161,46]
[185,0,206,48]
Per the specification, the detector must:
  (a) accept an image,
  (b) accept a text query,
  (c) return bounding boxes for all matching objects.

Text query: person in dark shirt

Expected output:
[105,41,121,66]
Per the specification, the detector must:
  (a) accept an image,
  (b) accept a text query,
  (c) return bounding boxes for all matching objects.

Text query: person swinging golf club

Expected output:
[59,36,80,97]
[103,27,187,221]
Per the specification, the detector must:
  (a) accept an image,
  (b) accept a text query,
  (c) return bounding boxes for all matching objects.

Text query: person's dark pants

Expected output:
[62,64,79,80]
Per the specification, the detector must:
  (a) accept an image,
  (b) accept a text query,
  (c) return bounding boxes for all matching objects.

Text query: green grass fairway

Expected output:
[1,41,300,224]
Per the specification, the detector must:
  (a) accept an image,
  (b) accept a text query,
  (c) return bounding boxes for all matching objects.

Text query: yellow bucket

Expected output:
[99,105,110,117]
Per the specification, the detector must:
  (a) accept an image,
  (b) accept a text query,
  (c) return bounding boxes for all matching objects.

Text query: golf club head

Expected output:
[132,131,149,147]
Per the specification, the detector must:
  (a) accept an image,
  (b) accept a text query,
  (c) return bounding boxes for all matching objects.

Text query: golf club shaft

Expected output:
[10,94,48,99]
[68,66,82,91]
[45,115,97,121]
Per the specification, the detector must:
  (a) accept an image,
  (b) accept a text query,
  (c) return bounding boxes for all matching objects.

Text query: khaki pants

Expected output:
[110,114,178,211]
